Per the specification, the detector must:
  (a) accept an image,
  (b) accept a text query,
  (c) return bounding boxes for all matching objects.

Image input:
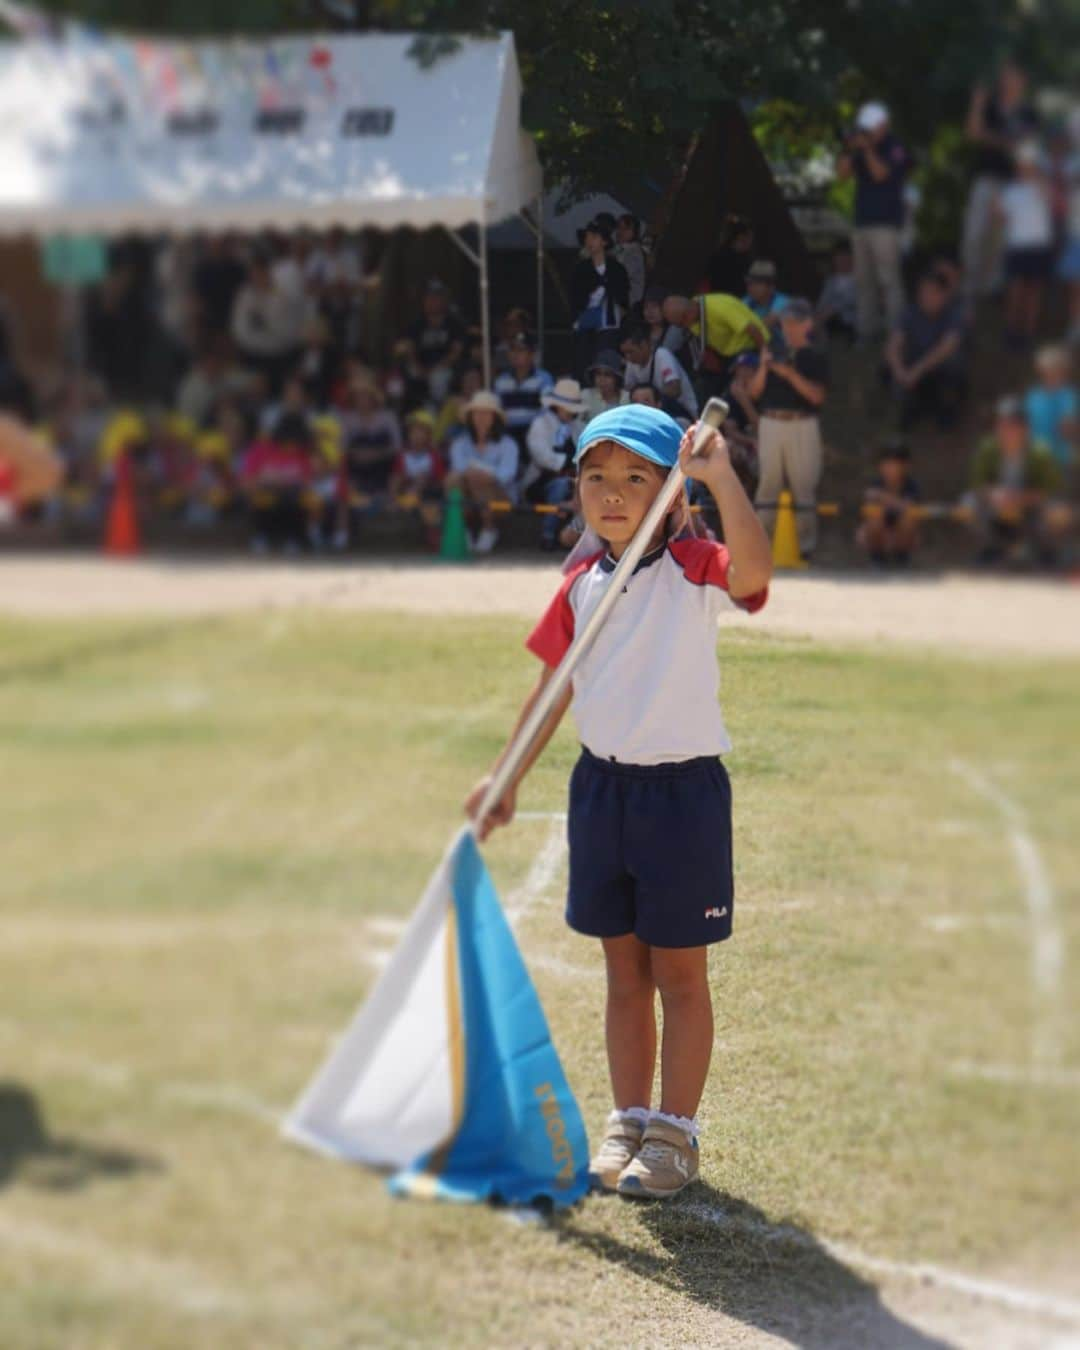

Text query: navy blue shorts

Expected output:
[566,747,734,948]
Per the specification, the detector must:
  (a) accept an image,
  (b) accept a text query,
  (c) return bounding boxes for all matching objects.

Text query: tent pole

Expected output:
[535,185,544,366]
[479,218,492,387]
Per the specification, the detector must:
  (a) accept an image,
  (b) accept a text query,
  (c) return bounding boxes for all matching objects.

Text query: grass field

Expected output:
[1,606,1078,1349]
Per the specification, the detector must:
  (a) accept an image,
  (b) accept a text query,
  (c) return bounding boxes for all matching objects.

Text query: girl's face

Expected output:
[407,422,432,451]
[578,441,665,557]
[643,298,662,326]
[595,370,619,397]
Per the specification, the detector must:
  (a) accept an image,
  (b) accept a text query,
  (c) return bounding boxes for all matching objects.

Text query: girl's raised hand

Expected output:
[678,422,732,482]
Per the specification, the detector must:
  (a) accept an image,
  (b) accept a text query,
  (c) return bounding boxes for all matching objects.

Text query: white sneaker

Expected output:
[473,526,498,555]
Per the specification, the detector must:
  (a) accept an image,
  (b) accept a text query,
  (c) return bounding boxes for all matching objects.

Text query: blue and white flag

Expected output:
[284,828,590,1209]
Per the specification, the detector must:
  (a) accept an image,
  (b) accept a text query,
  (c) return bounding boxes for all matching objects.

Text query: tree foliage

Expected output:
[23,0,1067,196]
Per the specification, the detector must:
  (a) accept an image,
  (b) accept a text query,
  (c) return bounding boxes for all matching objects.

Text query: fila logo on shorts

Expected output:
[704,906,728,919]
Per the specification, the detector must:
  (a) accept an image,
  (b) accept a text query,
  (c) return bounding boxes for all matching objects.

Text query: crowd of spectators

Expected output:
[0,62,1077,571]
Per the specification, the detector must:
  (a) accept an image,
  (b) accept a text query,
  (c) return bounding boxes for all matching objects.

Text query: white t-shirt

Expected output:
[999,181,1053,248]
[623,346,698,416]
[526,539,767,764]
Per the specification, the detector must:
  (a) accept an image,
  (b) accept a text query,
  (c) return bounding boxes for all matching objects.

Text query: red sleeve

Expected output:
[668,536,769,613]
[524,554,599,667]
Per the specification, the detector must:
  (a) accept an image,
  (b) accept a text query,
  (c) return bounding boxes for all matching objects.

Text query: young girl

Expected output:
[464,404,772,1199]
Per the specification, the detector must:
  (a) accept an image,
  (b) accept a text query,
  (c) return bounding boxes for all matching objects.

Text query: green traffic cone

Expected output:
[439,486,471,562]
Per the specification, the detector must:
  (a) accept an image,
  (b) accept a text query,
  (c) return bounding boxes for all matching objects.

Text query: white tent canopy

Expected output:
[0,30,540,234]
[0,29,544,379]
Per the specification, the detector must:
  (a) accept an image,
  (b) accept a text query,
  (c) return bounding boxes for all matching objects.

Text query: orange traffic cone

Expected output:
[104,450,140,556]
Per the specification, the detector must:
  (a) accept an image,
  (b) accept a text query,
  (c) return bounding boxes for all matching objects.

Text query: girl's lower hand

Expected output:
[679,423,732,482]
[463,776,517,841]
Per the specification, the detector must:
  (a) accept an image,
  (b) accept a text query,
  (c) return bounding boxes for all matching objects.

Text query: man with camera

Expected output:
[836,102,913,344]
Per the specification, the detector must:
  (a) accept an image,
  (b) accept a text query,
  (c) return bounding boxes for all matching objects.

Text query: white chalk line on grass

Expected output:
[950,759,1067,1077]
[505,818,566,925]
[683,1202,1080,1328]
[949,1059,1080,1090]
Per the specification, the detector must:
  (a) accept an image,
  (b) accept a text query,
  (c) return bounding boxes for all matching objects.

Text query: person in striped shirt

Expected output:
[493,333,554,453]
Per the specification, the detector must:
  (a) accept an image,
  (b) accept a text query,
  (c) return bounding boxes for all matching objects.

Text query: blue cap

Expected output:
[574,404,683,469]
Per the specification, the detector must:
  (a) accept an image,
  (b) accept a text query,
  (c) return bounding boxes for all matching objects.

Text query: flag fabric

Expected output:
[284,828,590,1209]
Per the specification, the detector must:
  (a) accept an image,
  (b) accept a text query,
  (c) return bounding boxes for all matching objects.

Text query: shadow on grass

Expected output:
[553,1182,955,1350]
[0,1082,162,1192]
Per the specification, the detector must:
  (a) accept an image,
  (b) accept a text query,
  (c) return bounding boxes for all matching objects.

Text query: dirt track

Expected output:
[3,555,1079,657]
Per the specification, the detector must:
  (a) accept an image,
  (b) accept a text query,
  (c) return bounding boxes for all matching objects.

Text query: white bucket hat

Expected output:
[542,377,585,414]
[461,390,505,419]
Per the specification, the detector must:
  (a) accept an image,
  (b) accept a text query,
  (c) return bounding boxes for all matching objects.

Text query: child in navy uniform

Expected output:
[465,404,772,1199]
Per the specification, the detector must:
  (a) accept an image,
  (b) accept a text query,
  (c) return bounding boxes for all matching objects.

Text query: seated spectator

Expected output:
[996,141,1054,349]
[619,322,698,420]
[230,254,299,393]
[260,373,313,438]
[240,411,313,555]
[662,293,768,401]
[404,279,467,404]
[334,375,402,549]
[175,339,252,428]
[966,397,1068,566]
[493,333,554,451]
[306,411,345,550]
[1024,345,1078,470]
[706,215,756,295]
[188,418,242,528]
[815,242,857,343]
[389,409,446,551]
[582,350,629,422]
[571,217,630,375]
[614,214,647,308]
[856,440,923,566]
[885,272,967,430]
[742,260,790,330]
[629,382,660,409]
[523,379,585,550]
[446,391,519,554]
[748,298,829,557]
[641,285,686,357]
[295,314,335,409]
[435,364,484,446]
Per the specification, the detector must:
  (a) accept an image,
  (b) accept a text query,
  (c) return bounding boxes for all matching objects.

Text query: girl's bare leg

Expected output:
[651,945,713,1119]
[601,933,656,1109]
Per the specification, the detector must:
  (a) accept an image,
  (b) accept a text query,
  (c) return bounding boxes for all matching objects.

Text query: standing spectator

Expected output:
[966,397,1068,565]
[493,306,534,372]
[706,215,756,295]
[193,234,248,341]
[446,390,519,554]
[996,141,1055,349]
[1061,106,1080,344]
[856,441,923,566]
[815,242,857,342]
[404,280,467,404]
[836,102,913,343]
[748,299,829,557]
[272,233,317,344]
[230,255,299,393]
[523,378,585,549]
[1024,345,1078,469]
[885,272,968,430]
[742,260,790,330]
[582,350,629,422]
[493,333,554,452]
[661,293,768,402]
[570,217,630,377]
[619,322,698,419]
[305,228,362,296]
[641,285,686,357]
[614,213,647,308]
[962,60,1041,305]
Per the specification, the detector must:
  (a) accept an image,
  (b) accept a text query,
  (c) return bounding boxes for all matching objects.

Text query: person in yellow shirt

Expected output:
[662,293,768,401]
